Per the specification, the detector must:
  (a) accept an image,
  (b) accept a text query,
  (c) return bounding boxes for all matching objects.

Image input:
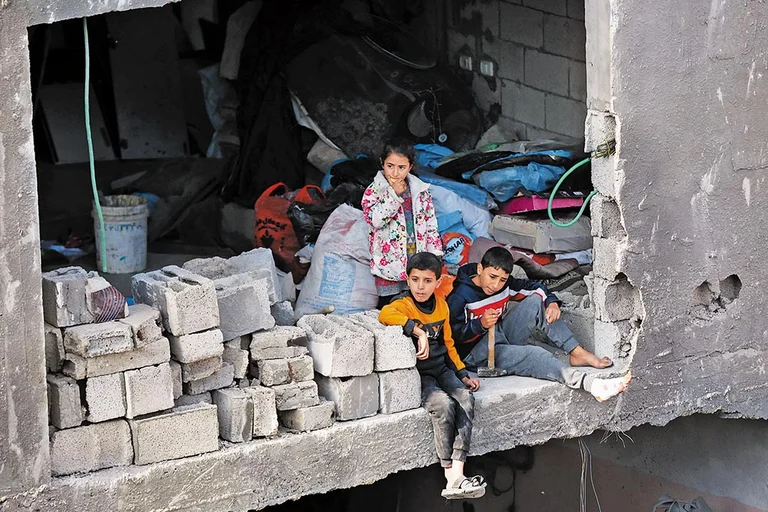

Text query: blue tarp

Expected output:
[474,162,568,202]
[414,143,454,169]
[418,169,496,210]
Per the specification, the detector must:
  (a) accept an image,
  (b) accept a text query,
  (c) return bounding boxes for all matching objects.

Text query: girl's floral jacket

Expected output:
[361,171,443,282]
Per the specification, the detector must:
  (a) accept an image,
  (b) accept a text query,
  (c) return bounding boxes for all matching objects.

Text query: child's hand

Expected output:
[545,303,561,324]
[462,376,480,392]
[480,308,501,329]
[390,179,407,196]
[412,326,430,360]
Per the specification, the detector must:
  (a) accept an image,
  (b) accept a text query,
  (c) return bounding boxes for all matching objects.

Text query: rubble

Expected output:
[316,373,379,421]
[169,329,225,364]
[297,315,374,377]
[44,323,65,373]
[184,362,235,395]
[278,398,335,432]
[47,374,84,429]
[119,304,163,347]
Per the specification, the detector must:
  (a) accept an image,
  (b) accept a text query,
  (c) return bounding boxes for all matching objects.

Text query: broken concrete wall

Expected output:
[445,0,587,140]
[586,0,768,426]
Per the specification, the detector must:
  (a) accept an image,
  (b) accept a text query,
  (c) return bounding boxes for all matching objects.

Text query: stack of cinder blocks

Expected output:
[297,311,420,422]
[43,267,219,476]
[248,326,334,433]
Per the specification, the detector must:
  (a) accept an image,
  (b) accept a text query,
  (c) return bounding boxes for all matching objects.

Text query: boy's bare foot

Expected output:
[590,371,632,402]
[570,345,613,368]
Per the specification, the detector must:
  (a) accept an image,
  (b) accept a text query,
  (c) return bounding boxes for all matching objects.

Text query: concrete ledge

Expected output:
[2,376,626,511]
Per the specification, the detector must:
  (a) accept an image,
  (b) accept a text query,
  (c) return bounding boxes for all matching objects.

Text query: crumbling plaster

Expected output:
[0,0,767,509]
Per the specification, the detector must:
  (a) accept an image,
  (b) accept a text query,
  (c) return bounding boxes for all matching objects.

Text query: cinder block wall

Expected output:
[447,0,587,141]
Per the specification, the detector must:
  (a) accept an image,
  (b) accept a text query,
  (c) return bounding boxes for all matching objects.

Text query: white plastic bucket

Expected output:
[93,195,149,274]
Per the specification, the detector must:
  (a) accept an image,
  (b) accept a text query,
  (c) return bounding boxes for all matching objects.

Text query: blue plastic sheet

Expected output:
[475,162,567,202]
[418,169,495,210]
[414,143,454,169]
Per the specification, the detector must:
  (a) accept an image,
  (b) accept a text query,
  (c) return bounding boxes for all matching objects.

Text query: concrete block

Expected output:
[131,265,219,336]
[169,328,224,364]
[271,301,295,326]
[523,0,566,15]
[594,319,635,361]
[129,403,219,465]
[256,359,290,386]
[499,4,543,48]
[287,355,314,382]
[124,363,175,418]
[278,398,335,432]
[588,274,641,323]
[243,386,279,437]
[47,374,84,429]
[212,388,253,442]
[184,362,235,395]
[223,339,249,379]
[496,40,525,82]
[249,326,308,351]
[119,304,163,347]
[525,49,569,97]
[62,337,171,379]
[42,267,90,327]
[349,312,417,372]
[181,356,223,383]
[590,155,618,197]
[214,272,275,339]
[297,315,374,377]
[272,380,320,411]
[170,360,182,399]
[501,81,546,128]
[543,14,586,61]
[174,392,212,407]
[592,236,628,280]
[589,194,624,239]
[44,322,65,373]
[545,94,587,140]
[316,373,379,421]
[183,248,281,304]
[63,321,133,358]
[50,420,133,476]
[251,345,308,361]
[585,109,616,153]
[378,368,422,414]
[85,373,126,423]
[568,0,585,20]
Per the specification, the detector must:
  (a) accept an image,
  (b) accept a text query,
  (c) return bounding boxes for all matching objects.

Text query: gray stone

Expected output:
[278,398,335,432]
[255,359,290,387]
[124,363,175,418]
[214,273,275,340]
[50,420,133,476]
[287,355,314,382]
[249,326,307,352]
[212,388,253,443]
[62,337,171,379]
[270,301,295,326]
[63,321,133,358]
[242,386,279,437]
[181,356,223,383]
[316,373,379,421]
[170,360,183,399]
[44,322,65,373]
[129,403,219,465]
[47,373,84,429]
[349,312,417,372]
[174,392,213,408]
[272,380,320,411]
[119,304,163,347]
[131,265,219,336]
[251,345,308,361]
[223,339,249,379]
[297,315,374,378]
[169,329,224,364]
[85,373,126,423]
[184,363,235,395]
[378,368,422,414]
[525,49,570,97]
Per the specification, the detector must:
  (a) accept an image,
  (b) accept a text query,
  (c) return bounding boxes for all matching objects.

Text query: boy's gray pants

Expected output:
[421,366,475,468]
[462,295,588,390]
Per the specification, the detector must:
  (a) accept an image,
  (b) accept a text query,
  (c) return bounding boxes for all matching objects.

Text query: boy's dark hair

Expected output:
[381,137,416,167]
[480,247,515,274]
[406,252,442,279]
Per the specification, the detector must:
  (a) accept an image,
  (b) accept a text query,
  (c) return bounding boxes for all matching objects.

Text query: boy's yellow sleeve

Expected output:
[378,299,412,327]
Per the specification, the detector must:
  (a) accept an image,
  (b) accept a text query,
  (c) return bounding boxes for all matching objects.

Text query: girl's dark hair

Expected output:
[381,137,416,166]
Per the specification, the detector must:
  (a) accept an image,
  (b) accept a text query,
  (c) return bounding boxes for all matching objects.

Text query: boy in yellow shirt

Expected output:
[379,252,485,500]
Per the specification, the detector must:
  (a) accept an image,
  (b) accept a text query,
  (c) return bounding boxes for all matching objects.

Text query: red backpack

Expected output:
[253,183,324,279]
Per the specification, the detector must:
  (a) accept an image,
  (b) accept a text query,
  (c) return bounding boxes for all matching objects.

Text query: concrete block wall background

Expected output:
[446,0,587,141]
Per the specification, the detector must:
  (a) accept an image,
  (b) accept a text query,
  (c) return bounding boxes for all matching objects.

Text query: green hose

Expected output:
[547,157,597,228]
[83,18,108,273]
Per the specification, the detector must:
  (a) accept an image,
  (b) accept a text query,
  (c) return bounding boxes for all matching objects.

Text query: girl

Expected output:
[362,138,443,308]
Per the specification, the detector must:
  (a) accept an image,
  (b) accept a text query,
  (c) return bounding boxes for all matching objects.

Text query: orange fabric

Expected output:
[435,273,455,301]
